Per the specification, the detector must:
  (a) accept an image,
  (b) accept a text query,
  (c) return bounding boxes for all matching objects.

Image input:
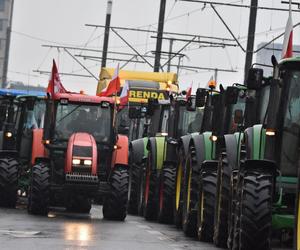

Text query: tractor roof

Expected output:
[0,88,46,97]
[279,57,300,65]
[53,92,114,104]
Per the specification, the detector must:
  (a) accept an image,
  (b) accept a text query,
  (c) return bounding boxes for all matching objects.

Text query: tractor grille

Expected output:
[65,173,98,184]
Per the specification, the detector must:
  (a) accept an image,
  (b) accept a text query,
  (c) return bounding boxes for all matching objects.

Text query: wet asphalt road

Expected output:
[0,205,292,250]
[0,205,216,250]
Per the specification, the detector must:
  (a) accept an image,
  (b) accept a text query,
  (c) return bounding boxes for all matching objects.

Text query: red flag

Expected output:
[47,60,67,97]
[186,83,192,101]
[282,3,293,59]
[99,64,121,97]
[119,80,129,107]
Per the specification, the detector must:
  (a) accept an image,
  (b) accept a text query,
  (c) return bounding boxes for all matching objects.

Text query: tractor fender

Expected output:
[146,136,166,171]
[129,137,148,165]
[241,159,277,176]
[178,134,193,157]
[244,125,266,160]
[31,128,47,165]
[112,134,128,168]
[0,150,18,159]
[147,137,157,171]
[224,133,243,170]
[190,132,214,169]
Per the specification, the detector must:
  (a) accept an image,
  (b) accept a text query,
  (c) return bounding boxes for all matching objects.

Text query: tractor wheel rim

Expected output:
[144,166,150,206]
[176,162,182,211]
[159,179,164,211]
[186,162,192,212]
[297,194,300,249]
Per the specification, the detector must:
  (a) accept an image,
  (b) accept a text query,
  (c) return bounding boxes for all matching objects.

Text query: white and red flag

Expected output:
[282,0,293,59]
[119,80,129,107]
[186,83,192,100]
[47,60,67,97]
[99,64,121,97]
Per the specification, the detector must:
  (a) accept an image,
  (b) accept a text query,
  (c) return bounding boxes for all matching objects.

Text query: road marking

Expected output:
[146,230,163,235]
[127,221,140,224]
[0,230,42,238]
[137,225,151,229]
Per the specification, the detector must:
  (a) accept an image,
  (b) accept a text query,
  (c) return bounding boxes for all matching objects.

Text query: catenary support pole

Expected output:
[101,0,112,68]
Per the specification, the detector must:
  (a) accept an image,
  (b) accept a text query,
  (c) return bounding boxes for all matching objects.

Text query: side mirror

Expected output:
[234,109,244,124]
[186,96,196,111]
[225,86,239,105]
[129,106,142,119]
[146,98,159,116]
[247,68,263,90]
[196,88,207,107]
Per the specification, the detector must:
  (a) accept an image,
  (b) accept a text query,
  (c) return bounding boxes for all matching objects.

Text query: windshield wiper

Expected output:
[57,105,82,124]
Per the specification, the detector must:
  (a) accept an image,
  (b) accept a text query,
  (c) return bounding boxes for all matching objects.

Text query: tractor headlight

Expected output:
[72,159,81,165]
[83,160,92,166]
[5,132,12,138]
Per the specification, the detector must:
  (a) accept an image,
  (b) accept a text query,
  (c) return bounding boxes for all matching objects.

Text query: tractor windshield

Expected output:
[179,107,203,136]
[54,103,112,143]
[279,69,300,175]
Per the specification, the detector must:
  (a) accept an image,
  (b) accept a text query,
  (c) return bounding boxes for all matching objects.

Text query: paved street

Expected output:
[0,205,217,250]
[0,205,293,250]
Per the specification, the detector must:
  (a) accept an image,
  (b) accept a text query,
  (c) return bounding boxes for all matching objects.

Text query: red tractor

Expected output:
[27,92,129,220]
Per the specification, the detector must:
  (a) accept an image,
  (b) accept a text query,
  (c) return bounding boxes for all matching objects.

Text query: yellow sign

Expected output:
[128,89,168,103]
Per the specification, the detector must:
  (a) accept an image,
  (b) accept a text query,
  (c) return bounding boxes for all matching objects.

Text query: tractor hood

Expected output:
[65,132,98,175]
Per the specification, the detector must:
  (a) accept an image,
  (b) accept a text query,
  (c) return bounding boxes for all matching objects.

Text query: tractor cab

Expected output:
[0,90,46,208]
[28,92,129,220]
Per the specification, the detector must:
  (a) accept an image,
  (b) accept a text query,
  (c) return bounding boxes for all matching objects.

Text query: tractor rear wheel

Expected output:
[213,153,231,247]
[103,166,129,221]
[233,170,273,250]
[197,166,217,242]
[0,157,19,208]
[143,158,158,221]
[157,164,175,224]
[174,149,185,228]
[182,146,199,237]
[27,163,50,215]
[128,161,141,215]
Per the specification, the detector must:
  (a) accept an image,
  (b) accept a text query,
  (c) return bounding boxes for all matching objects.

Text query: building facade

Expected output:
[0,0,13,88]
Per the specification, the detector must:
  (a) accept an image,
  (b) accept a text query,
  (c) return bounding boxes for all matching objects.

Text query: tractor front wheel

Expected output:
[157,164,175,224]
[128,161,141,215]
[103,166,129,221]
[27,163,50,215]
[233,170,273,250]
[213,153,231,247]
[0,157,19,208]
[197,166,217,242]
[182,146,199,237]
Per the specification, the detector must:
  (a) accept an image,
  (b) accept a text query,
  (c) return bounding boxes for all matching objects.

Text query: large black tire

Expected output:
[128,161,141,215]
[197,166,217,242]
[137,162,146,216]
[182,145,199,237]
[232,170,273,250]
[103,167,129,221]
[27,163,50,215]
[213,153,231,247]
[0,158,19,208]
[157,164,175,224]
[174,148,185,228]
[143,152,158,221]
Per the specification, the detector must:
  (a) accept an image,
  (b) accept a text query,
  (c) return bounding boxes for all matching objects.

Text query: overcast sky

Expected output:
[7,0,300,94]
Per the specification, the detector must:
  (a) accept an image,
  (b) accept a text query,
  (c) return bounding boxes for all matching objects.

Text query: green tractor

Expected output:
[141,95,203,223]
[0,90,46,207]
[179,84,251,240]
[213,68,271,248]
[227,56,300,249]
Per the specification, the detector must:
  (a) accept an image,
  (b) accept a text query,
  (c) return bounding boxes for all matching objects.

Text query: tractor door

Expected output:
[276,69,300,177]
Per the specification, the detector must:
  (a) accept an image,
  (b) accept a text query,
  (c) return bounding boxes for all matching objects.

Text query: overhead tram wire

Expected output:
[179,0,300,12]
